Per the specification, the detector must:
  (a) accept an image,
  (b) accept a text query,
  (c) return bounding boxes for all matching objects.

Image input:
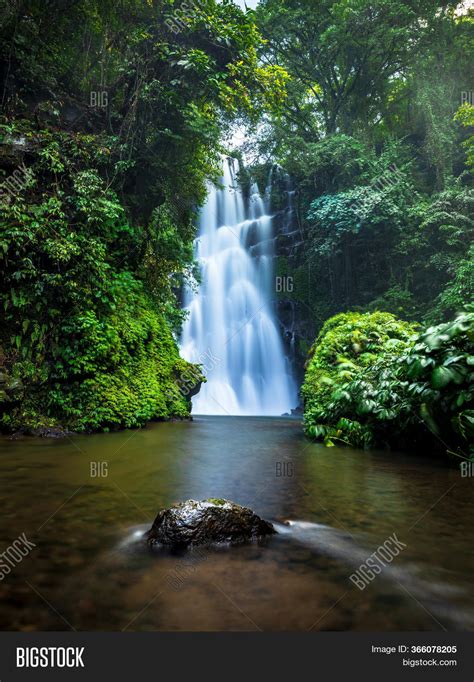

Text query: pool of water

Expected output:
[0,417,472,631]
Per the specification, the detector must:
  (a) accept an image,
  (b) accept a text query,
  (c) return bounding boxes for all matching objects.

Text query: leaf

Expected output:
[431,366,454,389]
[420,403,440,435]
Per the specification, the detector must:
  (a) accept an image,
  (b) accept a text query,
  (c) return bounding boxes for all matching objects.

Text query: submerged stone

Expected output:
[146,499,276,546]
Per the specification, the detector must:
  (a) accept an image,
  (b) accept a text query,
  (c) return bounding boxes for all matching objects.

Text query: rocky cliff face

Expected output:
[269,171,318,397]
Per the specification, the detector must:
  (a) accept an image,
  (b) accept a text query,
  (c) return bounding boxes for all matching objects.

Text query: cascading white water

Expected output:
[180,157,298,416]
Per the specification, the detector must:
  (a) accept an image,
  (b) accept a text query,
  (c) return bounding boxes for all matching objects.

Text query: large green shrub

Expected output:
[1,295,202,433]
[302,311,416,447]
[397,311,474,457]
[302,310,474,457]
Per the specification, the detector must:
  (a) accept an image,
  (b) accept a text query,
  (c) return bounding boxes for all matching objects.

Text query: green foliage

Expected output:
[251,0,473,361]
[269,134,374,203]
[414,188,474,321]
[398,311,474,456]
[310,180,473,320]
[1,0,473,446]
[0,0,277,433]
[303,310,474,457]
[455,103,474,172]
[0,125,204,432]
[278,145,473,337]
[307,171,412,259]
[431,246,474,322]
[3,285,204,433]
[302,311,416,447]
[257,0,455,136]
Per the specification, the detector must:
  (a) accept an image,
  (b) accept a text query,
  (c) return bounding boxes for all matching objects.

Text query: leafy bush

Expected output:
[303,310,474,457]
[302,312,417,447]
[398,311,473,457]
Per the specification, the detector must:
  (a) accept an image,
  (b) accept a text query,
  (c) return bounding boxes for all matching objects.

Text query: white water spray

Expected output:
[180,158,298,415]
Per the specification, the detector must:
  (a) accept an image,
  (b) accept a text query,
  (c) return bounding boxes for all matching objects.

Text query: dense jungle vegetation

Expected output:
[254,0,473,325]
[253,0,473,457]
[0,0,472,457]
[0,0,285,433]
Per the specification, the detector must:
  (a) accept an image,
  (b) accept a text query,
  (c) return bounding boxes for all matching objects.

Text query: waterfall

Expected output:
[180,157,298,416]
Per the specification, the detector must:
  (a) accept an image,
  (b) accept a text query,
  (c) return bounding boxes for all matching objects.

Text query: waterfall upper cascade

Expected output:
[180,158,298,416]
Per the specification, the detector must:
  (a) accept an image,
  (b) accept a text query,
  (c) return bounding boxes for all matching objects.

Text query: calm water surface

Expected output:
[0,417,472,631]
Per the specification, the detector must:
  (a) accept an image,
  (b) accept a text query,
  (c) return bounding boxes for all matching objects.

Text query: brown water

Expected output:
[0,416,472,631]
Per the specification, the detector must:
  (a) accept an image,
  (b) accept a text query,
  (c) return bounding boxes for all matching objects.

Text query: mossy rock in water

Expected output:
[146,499,276,546]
